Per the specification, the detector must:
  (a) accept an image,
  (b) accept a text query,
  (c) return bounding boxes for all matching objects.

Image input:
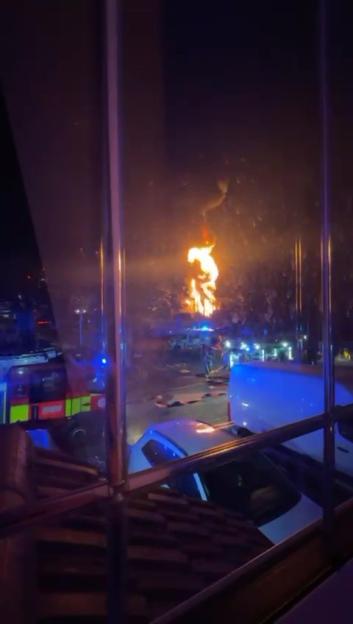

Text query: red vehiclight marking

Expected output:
[91,395,106,410]
[38,401,65,419]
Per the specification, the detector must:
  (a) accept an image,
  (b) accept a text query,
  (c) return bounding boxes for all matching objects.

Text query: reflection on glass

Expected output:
[330,0,353,495]
[334,412,353,484]
[0,1,107,477]
[130,420,324,544]
[124,1,325,481]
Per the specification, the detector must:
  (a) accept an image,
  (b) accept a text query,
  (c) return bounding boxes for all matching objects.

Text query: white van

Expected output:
[228,362,353,477]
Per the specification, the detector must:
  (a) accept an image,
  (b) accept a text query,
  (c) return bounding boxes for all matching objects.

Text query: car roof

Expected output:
[146,419,234,455]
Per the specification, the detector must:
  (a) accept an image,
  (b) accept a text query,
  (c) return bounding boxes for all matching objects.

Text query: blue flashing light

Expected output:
[193,325,214,332]
[93,354,109,368]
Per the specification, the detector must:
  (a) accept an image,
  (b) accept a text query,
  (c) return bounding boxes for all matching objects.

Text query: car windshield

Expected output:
[142,439,204,499]
[201,453,301,526]
[142,435,300,526]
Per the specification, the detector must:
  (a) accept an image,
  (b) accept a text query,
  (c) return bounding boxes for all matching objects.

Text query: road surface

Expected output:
[126,351,229,443]
[127,379,228,443]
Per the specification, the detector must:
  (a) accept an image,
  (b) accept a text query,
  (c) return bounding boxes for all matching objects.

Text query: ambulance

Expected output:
[0,349,105,425]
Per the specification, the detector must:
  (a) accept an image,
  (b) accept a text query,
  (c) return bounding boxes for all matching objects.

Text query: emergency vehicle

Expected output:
[0,349,105,425]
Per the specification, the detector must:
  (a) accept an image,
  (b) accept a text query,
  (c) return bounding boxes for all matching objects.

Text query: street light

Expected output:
[74,307,87,347]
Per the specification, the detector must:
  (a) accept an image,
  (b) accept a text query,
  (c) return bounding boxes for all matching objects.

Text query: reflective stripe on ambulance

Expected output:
[10,403,30,423]
[65,397,82,417]
[78,394,93,412]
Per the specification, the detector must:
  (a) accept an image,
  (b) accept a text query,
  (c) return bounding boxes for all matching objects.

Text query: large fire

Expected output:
[187,244,219,317]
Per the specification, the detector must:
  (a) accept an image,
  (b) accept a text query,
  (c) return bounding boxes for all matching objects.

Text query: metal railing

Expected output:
[0,419,319,535]
[0,401,351,624]
[1,403,353,539]
[0,412,325,538]
[127,412,326,493]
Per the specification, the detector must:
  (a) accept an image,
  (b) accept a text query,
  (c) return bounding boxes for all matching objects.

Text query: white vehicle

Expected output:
[129,419,321,544]
[228,362,353,477]
[169,329,214,353]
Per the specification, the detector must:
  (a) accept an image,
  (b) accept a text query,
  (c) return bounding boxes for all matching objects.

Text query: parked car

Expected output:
[228,362,353,478]
[129,419,321,543]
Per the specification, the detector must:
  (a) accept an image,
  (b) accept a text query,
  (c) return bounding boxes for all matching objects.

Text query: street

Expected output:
[126,351,229,443]
[126,348,353,445]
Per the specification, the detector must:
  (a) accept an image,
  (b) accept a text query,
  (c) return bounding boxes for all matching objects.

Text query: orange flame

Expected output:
[187,244,219,317]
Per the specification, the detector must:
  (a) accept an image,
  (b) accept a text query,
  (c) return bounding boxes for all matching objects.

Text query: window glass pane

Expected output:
[125,0,324,479]
[142,438,205,498]
[0,1,108,477]
[335,409,353,495]
[133,426,327,544]
[331,1,353,485]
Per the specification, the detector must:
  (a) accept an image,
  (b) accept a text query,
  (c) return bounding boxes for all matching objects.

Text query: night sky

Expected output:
[165,1,318,172]
[159,0,325,306]
[0,91,41,296]
[1,0,353,333]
